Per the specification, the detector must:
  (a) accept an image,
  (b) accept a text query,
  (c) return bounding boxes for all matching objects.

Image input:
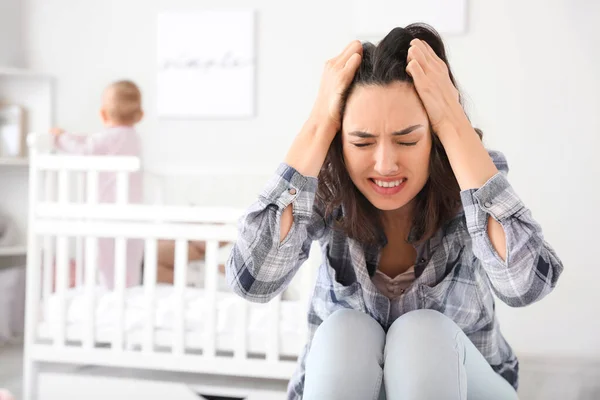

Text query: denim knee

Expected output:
[387,309,459,342]
[304,310,386,400]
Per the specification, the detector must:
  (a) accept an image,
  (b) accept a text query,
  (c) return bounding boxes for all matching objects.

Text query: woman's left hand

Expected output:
[406,39,464,134]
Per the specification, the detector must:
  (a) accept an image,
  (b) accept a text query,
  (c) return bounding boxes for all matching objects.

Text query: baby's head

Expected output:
[100,80,143,127]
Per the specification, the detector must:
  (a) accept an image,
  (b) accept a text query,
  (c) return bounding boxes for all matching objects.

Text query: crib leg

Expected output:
[22,358,39,400]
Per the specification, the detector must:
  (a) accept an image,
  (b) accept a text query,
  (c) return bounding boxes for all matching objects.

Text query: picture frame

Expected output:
[157,10,256,119]
[0,104,25,158]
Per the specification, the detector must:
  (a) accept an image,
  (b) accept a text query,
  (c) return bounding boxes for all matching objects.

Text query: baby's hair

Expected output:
[103,80,142,125]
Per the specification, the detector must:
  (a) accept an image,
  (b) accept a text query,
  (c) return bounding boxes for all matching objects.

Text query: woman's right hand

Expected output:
[308,40,363,137]
[284,40,363,179]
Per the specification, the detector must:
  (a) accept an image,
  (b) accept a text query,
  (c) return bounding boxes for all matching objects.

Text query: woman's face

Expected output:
[342,82,432,212]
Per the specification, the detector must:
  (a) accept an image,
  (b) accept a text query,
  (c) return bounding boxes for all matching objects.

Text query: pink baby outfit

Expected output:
[55,126,144,289]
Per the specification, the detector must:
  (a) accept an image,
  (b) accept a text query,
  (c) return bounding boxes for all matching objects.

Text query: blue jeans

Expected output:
[303,309,519,400]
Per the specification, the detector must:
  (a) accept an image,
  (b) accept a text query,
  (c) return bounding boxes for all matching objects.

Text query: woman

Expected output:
[226,24,563,400]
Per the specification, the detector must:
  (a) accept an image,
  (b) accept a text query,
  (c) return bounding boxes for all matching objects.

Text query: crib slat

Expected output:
[267,294,281,363]
[116,171,128,204]
[35,220,238,243]
[42,236,54,299]
[75,238,84,288]
[112,237,127,352]
[76,171,86,203]
[37,154,140,172]
[204,240,219,358]
[23,143,41,400]
[44,170,56,202]
[173,240,188,355]
[54,236,69,347]
[75,172,85,287]
[86,171,98,204]
[43,171,56,299]
[57,170,69,204]
[143,239,158,353]
[36,203,244,224]
[234,300,248,361]
[83,236,98,349]
[84,170,99,349]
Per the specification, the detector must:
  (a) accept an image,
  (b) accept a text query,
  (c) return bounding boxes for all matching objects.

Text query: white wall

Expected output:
[22,0,600,359]
[0,0,25,67]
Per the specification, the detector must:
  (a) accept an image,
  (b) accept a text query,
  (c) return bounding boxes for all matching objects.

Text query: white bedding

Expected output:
[39,284,306,357]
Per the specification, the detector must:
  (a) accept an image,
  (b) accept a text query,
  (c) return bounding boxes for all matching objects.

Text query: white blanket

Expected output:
[40,284,306,356]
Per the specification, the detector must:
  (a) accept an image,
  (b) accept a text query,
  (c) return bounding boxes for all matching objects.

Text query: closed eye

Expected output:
[353,141,418,148]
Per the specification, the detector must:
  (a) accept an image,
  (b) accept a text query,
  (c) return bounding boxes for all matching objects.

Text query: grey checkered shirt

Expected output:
[226,150,563,399]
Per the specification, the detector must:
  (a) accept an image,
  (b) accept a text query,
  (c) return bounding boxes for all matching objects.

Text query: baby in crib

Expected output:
[50,80,144,289]
[155,240,229,287]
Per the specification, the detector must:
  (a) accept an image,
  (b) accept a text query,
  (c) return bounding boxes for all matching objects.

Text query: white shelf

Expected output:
[0,245,27,256]
[0,67,51,79]
[0,157,28,166]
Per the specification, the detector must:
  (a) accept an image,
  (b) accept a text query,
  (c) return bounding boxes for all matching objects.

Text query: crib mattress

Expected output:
[37,284,307,357]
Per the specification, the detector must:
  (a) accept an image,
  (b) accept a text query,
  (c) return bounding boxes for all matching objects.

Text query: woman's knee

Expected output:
[383,310,467,398]
[312,309,385,350]
[385,309,462,364]
[304,310,385,399]
[308,309,385,365]
[388,309,458,341]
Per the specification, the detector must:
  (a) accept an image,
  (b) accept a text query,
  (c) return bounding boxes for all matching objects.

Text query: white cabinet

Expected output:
[0,68,53,268]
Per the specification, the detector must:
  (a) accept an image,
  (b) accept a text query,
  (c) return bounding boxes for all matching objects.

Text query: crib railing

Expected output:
[23,133,315,400]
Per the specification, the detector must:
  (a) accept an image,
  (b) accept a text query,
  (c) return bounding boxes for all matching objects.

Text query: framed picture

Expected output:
[0,105,25,158]
[157,10,256,119]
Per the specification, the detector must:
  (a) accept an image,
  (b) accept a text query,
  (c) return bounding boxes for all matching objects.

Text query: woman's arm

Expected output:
[279,40,363,240]
[226,41,363,302]
[407,39,563,306]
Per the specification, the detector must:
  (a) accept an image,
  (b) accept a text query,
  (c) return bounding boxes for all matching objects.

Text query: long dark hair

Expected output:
[317,23,481,245]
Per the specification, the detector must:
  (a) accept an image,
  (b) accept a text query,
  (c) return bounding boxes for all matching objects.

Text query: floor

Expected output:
[2,342,600,400]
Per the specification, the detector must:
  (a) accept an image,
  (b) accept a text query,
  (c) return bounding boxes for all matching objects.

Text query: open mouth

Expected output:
[369,178,407,195]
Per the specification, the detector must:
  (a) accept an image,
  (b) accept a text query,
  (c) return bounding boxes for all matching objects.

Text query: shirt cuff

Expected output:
[460,172,525,233]
[259,163,318,221]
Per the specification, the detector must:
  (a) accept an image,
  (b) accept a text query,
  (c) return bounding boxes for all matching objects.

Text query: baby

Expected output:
[50,80,144,289]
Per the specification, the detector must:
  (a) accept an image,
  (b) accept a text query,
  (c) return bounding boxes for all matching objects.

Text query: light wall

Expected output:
[21,0,600,358]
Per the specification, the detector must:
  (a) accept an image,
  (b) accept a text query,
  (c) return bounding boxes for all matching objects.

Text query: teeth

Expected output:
[374,179,404,188]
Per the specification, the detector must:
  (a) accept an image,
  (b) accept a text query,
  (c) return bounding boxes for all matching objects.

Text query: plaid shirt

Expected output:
[226,151,563,399]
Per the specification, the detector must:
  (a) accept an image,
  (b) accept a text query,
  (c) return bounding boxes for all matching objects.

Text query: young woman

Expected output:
[226,24,563,400]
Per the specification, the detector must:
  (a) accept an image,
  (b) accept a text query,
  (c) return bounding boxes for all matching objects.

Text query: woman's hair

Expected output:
[317,23,481,245]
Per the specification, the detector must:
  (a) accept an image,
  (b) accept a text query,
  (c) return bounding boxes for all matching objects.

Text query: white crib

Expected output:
[22,134,318,400]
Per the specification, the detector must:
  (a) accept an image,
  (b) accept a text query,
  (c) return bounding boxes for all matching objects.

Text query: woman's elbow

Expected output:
[225,258,282,304]
[496,254,564,307]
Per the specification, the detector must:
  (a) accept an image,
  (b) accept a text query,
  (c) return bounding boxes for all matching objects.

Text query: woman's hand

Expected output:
[406,39,499,193]
[308,40,363,138]
[406,39,464,134]
[284,41,362,180]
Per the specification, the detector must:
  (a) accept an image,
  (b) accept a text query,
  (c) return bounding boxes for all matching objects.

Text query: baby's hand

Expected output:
[49,127,65,136]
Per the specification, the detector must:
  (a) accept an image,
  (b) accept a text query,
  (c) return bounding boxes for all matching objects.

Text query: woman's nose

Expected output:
[373,143,399,176]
